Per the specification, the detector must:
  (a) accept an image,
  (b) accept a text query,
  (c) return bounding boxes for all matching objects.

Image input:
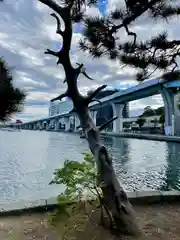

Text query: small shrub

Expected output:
[48,152,102,230]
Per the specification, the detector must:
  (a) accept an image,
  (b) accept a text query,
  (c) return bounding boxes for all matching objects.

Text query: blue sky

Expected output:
[1,0,178,122]
[98,0,107,14]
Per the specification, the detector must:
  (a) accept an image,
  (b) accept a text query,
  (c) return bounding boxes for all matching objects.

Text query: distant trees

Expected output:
[141,106,164,118]
[159,112,165,125]
[0,58,25,121]
[155,106,164,116]
[0,0,25,121]
[139,106,164,129]
[141,106,155,117]
[136,117,146,128]
[153,117,159,128]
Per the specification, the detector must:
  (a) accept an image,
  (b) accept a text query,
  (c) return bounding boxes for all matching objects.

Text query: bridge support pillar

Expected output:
[64,117,70,131]
[33,123,37,130]
[111,103,124,132]
[46,121,50,131]
[36,123,39,130]
[55,119,59,131]
[50,120,54,130]
[74,115,80,132]
[91,110,97,126]
[41,122,46,130]
[59,119,63,130]
[39,122,43,130]
[161,88,174,136]
[173,91,180,136]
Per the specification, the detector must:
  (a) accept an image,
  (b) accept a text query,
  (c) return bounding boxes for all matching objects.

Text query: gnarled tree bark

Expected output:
[39,0,141,236]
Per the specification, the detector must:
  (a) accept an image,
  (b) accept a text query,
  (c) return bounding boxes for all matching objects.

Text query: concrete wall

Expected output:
[0,191,180,216]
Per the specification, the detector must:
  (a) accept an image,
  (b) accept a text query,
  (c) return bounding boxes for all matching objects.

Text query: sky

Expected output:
[0,0,179,122]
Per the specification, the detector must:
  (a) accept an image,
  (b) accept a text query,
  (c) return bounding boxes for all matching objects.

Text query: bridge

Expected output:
[13,76,180,136]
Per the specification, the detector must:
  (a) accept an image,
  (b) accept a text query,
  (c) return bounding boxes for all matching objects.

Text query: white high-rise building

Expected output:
[49,99,73,116]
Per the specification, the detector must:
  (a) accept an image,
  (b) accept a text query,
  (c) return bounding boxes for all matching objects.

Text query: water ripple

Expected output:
[0,131,180,204]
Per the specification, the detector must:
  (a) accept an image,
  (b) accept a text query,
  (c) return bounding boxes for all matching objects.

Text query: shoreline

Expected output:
[31,130,180,143]
[0,190,179,217]
[6,129,180,143]
[101,131,180,143]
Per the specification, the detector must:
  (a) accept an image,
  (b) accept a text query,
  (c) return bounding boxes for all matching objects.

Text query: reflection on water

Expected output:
[0,130,180,204]
[160,143,180,190]
[103,136,180,192]
[103,136,167,191]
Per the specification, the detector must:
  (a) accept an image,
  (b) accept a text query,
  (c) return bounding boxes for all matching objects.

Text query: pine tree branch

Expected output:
[171,48,180,71]
[85,85,107,105]
[91,99,102,108]
[39,0,74,71]
[112,0,161,33]
[60,9,73,59]
[83,1,163,64]
[44,49,59,56]
[50,92,68,102]
[162,70,180,81]
[124,25,137,45]
[120,34,180,80]
[44,48,64,65]
[99,117,118,132]
[38,0,62,14]
[69,107,76,113]
[50,13,64,36]
[82,71,94,80]
[76,62,94,80]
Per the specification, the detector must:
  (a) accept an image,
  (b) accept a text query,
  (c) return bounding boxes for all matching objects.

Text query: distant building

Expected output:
[16,119,23,124]
[49,98,73,116]
[49,102,58,116]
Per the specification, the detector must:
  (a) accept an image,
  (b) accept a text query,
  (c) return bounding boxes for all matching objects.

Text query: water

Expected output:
[0,130,180,204]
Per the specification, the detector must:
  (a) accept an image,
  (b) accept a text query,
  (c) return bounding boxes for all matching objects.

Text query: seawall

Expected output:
[0,191,179,217]
[101,132,180,143]
[45,130,180,143]
[21,129,180,143]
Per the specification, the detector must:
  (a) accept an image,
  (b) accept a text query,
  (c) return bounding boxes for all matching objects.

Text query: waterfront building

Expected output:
[49,97,73,116]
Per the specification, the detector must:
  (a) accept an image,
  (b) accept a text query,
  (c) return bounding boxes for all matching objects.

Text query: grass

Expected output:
[0,202,180,239]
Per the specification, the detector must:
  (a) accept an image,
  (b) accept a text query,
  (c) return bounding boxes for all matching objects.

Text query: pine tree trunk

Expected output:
[67,73,141,236]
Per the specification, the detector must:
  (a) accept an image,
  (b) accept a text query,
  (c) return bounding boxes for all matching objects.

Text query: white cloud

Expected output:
[23,105,48,117]
[130,94,163,115]
[85,5,102,17]
[14,105,48,122]
[26,91,57,102]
